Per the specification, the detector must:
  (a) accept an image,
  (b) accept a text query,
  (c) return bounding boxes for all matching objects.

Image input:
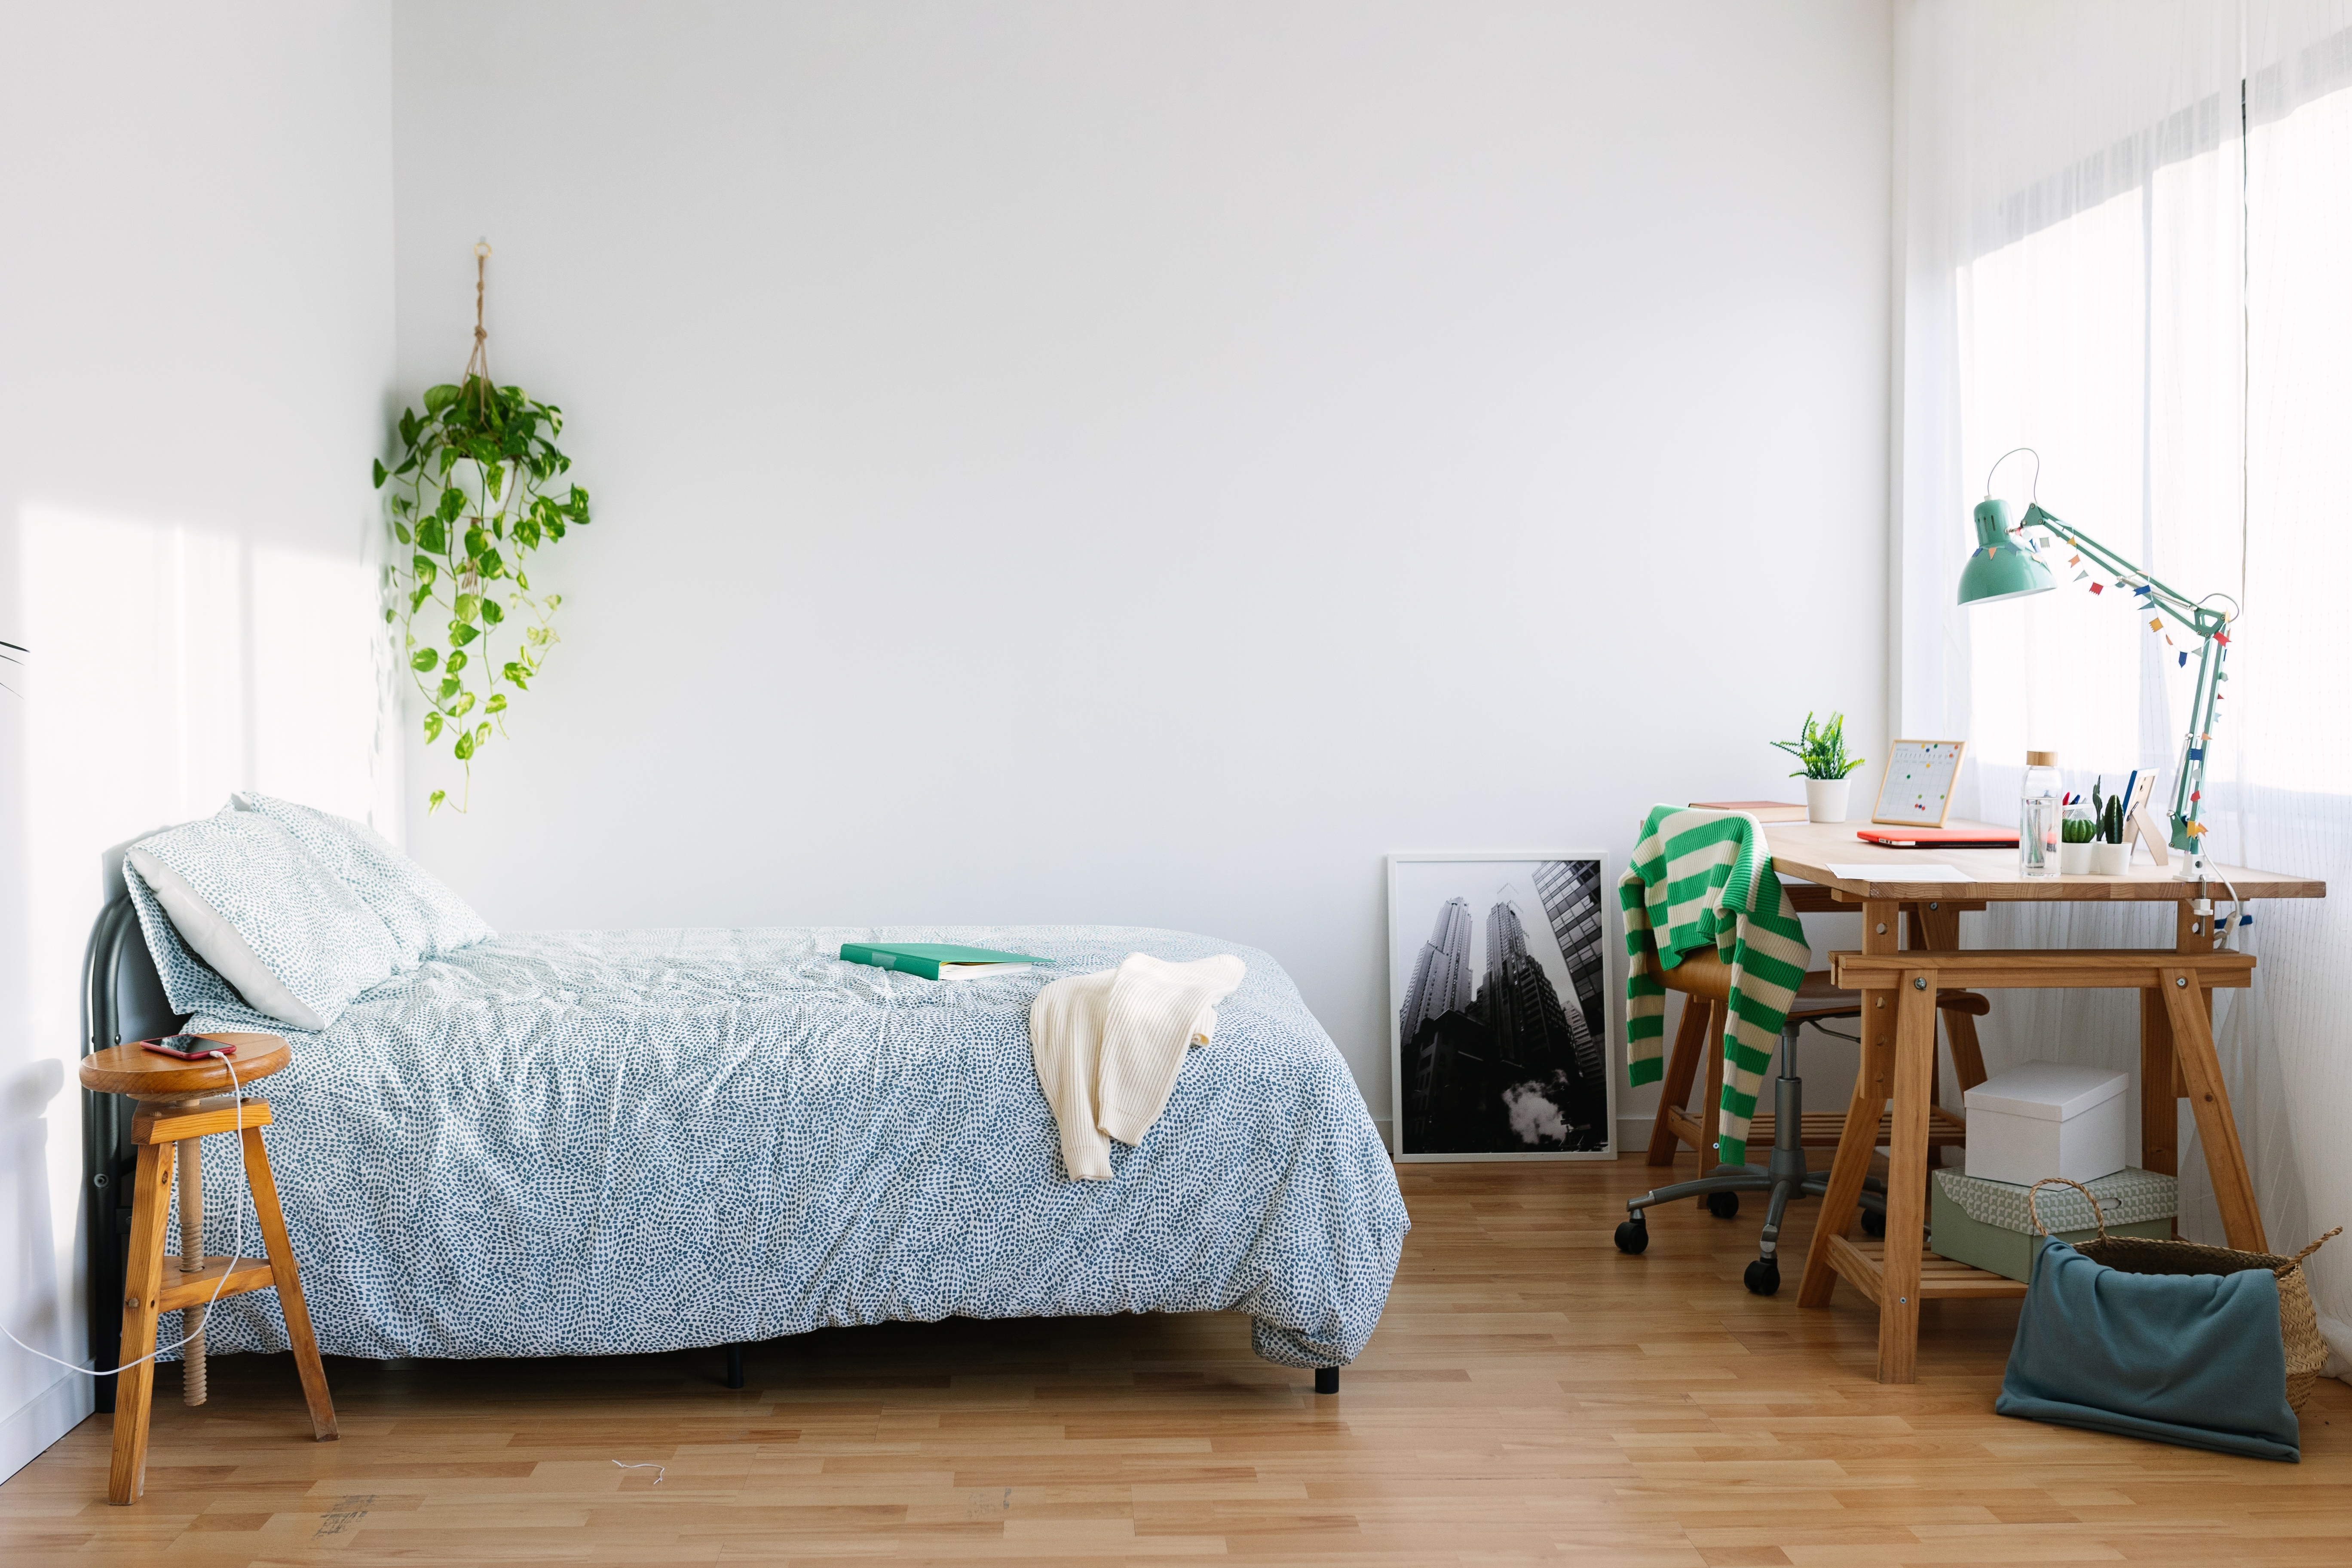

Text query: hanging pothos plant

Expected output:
[373,244,590,813]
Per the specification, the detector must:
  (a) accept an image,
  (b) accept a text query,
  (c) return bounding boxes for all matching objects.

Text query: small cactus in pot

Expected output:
[2088,778,2133,874]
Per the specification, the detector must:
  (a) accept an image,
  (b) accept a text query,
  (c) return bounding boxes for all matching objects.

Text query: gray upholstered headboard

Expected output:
[81,889,187,1406]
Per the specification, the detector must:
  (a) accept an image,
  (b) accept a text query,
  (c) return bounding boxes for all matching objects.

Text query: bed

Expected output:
[82,900,1408,1397]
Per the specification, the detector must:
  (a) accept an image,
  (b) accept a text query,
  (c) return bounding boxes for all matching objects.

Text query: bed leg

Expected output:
[1314,1366,1339,1395]
[725,1344,745,1390]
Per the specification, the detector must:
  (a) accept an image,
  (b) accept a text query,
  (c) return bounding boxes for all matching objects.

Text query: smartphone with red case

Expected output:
[142,1034,230,1060]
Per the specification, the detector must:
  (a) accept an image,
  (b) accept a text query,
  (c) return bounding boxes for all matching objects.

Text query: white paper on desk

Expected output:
[1826,862,1972,882]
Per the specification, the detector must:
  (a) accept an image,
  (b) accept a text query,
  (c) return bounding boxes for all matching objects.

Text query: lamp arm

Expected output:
[2015,507,2226,638]
[2014,503,2229,854]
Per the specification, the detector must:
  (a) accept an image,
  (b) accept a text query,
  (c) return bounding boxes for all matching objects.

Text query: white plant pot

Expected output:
[2058,841,2095,875]
[2090,841,2132,876]
[1804,778,1851,824]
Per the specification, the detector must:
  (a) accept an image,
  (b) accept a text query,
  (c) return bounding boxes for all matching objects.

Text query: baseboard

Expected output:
[0,1368,95,1485]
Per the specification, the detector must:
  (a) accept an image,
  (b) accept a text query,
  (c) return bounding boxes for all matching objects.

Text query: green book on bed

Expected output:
[837,942,1048,980]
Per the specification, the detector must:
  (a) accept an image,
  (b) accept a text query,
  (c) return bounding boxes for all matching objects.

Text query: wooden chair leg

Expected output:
[1698,998,1728,1192]
[1941,1008,1988,1094]
[1645,994,1713,1165]
[108,1142,174,1505]
[243,1125,337,1441]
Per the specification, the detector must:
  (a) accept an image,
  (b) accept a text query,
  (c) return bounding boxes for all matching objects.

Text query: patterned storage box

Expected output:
[1932,1167,2178,1282]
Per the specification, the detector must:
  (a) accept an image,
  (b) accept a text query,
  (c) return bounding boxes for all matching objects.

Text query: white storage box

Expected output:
[1963,1061,2128,1186]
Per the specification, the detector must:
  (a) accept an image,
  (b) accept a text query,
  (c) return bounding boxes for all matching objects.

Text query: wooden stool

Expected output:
[77,1032,336,1505]
[1644,954,1988,1174]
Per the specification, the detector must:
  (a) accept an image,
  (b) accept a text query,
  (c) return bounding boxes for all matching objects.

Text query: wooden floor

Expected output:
[6,1157,2349,1565]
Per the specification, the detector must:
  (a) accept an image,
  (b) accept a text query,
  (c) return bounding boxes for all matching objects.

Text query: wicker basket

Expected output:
[2030,1178,2340,1410]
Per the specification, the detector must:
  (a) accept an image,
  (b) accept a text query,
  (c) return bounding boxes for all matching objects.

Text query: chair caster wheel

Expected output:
[1744,1258,1781,1296]
[1614,1217,1649,1255]
[1861,1207,1886,1237]
[1706,1191,1740,1219]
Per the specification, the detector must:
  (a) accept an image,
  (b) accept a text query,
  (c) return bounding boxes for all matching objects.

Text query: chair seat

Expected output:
[79,1033,290,1099]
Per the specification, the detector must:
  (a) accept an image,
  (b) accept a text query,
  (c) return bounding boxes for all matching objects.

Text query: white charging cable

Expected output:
[2,1050,251,1378]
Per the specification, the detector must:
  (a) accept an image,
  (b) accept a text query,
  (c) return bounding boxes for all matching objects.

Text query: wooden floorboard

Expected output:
[5,1156,2347,1565]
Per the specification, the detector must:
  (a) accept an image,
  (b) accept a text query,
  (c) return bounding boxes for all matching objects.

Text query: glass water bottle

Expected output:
[2020,749,2063,879]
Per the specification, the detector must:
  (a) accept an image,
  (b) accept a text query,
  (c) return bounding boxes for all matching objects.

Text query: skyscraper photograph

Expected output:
[1389,857,1613,1158]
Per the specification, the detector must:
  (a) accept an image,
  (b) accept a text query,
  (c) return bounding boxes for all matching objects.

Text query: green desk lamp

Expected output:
[1958,448,2237,854]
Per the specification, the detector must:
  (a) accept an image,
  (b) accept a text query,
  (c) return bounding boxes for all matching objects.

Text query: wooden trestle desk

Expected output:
[1758,817,2325,1383]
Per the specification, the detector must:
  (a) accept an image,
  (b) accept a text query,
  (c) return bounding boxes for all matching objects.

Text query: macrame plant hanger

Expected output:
[465,239,493,416]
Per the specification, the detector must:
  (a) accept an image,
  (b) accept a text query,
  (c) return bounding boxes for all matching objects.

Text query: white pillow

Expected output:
[126,811,399,1032]
[230,791,492,969]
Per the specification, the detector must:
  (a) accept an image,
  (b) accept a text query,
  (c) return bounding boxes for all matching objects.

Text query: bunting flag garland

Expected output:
[2149,617,2163,632]
[2090,582,2104,594]
[2180,650,2189,667]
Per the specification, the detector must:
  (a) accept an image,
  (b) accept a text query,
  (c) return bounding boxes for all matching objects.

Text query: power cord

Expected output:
[2,1050,251,1378]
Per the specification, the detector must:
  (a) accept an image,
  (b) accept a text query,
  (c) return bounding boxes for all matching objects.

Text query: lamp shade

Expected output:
[1957,497,2055,605]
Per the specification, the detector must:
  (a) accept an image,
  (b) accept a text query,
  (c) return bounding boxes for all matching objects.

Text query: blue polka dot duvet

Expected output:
[175,925,1409,1369]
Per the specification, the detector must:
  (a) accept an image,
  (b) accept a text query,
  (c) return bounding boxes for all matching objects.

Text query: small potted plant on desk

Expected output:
[2059,796,2098,874]
[2090,778,2132,875]
[1772,711,1866,824]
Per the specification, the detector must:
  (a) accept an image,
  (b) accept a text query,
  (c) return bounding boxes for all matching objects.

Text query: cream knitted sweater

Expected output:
[1029,952,1246,1179]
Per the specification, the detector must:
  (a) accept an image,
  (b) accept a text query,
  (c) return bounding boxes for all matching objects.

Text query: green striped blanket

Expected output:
[1620,805,1810,1167]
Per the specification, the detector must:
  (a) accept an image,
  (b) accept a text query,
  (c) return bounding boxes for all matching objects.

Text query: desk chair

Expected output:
[1616,962,1988,1295]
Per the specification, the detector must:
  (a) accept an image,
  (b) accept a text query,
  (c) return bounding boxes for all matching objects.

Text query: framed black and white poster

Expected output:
[1387,853,1617,1161]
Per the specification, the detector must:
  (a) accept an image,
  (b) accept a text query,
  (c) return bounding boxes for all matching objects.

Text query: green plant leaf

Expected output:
[417,517,447,554]
[412,556,438,588]
[411,647,439,672]
[393,521,412,545]
[453,592,481,625]
[484,692,507,714]
[423,383,461,413]
[448,621,480,647]
[423,712,443,742]
[453,729,475,761]
[445,649,468,675]
[429,788,447,812]
[371,458,388,490]
[437,675,461,701]
[451,689,476,717]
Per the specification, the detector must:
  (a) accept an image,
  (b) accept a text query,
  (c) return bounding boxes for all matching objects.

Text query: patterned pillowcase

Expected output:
[231,791,493,969]
[124,809,400,1032]
[121,842,251,1023]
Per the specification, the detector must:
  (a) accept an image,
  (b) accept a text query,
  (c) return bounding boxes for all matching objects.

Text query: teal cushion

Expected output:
[1997,1237,2299,1461]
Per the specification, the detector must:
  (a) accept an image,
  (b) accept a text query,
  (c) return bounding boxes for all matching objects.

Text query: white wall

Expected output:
[0,3,395,1481]
[391,0,1894,1137]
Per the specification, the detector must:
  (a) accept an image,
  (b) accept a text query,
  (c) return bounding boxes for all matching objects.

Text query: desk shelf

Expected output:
[1823,1234,2027,1303]
[1663,1102,1967,1155]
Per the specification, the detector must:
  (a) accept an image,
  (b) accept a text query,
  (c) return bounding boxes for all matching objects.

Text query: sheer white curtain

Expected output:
[1897,0,2352,1377]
